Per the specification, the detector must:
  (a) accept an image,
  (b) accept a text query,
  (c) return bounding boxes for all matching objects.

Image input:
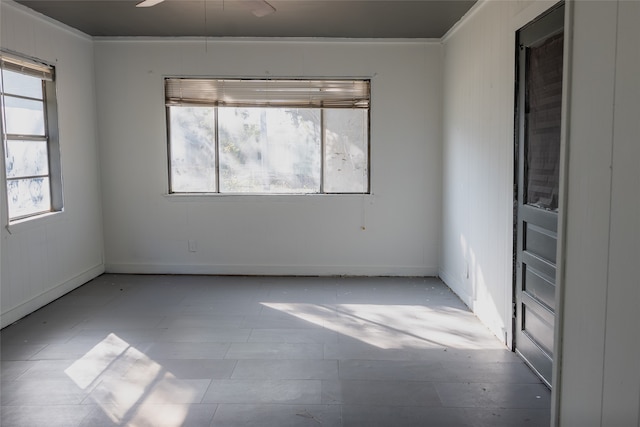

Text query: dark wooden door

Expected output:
[514,3,564,388]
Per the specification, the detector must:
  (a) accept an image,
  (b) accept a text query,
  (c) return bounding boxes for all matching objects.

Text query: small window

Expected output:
[1,52,63,222]
[166,78,370,194]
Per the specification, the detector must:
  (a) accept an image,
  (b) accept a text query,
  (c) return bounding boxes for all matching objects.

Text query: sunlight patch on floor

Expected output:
[65,333,196,426]
[261,303,502,350]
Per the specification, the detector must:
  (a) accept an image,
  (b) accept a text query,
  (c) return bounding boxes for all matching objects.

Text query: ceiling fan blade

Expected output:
[240,0,276,17]
[135,0,275,17]
[136,0,165,7]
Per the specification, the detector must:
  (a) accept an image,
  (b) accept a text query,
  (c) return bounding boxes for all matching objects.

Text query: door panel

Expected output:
[514,3,564,388]
[525,222,557,262]
[523,301,554,355]
[524,266,555,310]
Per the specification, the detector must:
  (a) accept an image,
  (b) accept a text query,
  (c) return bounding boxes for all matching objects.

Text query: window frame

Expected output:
[165,77,371,196]
[0,50,63,224]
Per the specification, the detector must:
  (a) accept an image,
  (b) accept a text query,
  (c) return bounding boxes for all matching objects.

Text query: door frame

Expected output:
[550,1,572,423]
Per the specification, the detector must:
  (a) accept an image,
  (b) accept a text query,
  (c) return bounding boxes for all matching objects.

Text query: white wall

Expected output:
[94,39,442,276]
[0,1,104,328]
[440,0,558,347]
[558,1,640,425]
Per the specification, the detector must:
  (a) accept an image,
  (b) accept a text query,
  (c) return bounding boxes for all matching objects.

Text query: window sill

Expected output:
[162,193,373,203]
[6,210,65,234]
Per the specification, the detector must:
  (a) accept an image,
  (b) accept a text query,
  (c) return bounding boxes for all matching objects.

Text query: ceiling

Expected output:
[14,0,477,39]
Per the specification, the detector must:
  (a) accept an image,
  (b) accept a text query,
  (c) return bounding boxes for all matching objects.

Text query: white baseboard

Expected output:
[105,262,438,277]
[1,263,105,329]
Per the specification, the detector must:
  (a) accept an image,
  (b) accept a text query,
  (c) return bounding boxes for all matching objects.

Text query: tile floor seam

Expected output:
[208,402,221,426]
[227,359,240,380]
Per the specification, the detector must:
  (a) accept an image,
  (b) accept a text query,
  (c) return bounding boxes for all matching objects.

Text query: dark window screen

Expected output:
[525,33,564,211]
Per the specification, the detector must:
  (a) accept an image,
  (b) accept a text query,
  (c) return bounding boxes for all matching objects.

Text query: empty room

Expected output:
[0,0,638,426]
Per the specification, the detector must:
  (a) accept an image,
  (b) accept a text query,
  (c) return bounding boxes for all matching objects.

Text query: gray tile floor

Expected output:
[1,274,551,426]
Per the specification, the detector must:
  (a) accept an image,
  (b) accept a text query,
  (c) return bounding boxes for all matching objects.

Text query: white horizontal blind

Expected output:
[165,78,370,108]
[0,52,54,81]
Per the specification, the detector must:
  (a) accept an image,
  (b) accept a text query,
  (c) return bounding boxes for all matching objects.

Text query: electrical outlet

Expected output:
[188,239,197,252]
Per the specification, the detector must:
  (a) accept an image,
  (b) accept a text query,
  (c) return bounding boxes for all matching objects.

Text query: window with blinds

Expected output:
[1,51,63,222]
[166,78,370,194]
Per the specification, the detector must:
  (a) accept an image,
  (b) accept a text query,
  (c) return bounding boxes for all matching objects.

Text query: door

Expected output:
[514,3,564,388]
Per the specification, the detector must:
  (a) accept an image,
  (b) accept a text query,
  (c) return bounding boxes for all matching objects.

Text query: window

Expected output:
[166,78,370,194]
[1,52,62,221]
